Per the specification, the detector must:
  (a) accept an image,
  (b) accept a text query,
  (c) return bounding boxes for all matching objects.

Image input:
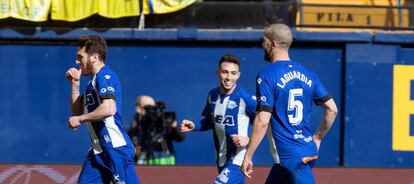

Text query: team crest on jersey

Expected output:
[84,94,95,106]
[227,100,237,109]
[104,135,111,143]
[105,74,111,79]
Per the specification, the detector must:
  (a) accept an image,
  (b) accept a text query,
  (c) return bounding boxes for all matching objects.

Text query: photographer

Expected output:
[126,95,184,165]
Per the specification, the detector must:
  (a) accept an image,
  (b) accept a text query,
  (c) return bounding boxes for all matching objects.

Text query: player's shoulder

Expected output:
[300,65,318,80]
[207,87,220,96]
[237,86,253,96]
[258,61,289,77]
[205,87,220,102]
[290,61,311,72]
[238,87,257,102]
[289,61,318,79]
[96,66,108,75]
[97,66,118,79]
[258,64,275,77]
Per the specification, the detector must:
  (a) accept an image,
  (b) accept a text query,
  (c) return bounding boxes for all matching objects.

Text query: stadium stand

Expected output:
[297,0,411,29]
[0,1,412,30]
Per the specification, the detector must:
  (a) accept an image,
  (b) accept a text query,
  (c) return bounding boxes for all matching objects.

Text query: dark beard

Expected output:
[264,50,271,62]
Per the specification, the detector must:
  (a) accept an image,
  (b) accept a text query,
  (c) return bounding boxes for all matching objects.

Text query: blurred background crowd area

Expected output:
[1,0,413,30]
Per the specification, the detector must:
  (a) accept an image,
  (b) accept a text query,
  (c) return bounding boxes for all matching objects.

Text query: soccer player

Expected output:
[181,54,263,184]
[241,24,338,184]
[65,35,140,184]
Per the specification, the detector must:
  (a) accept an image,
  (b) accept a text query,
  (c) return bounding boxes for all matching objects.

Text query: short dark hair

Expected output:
[218,54,240,69]
[77,35,107,62]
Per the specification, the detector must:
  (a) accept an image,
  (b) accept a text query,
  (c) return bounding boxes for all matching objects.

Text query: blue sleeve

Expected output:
[194,94,213,131]
[256,73,274,113]
[96,72,117,101]
[312,72,332,105]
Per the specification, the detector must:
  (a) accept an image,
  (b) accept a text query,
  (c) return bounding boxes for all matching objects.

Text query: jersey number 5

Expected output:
[288,88,303,125]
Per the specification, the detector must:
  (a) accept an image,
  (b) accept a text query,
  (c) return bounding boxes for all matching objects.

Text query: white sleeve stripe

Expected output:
[233,98,249,166]
[104,116,127,148]
[266,127,280,164]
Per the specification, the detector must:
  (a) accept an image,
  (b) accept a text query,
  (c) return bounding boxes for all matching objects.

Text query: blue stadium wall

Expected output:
[0,28,413,167]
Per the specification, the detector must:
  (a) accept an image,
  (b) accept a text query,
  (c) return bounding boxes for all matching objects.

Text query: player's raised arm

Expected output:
[313,98,338,151]
[65,67,83,116]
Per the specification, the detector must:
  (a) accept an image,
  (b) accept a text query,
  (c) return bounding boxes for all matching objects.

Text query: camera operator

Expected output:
[126,95,184,165]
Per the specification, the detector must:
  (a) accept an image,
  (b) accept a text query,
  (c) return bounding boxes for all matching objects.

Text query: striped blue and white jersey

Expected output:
[83,66,134,155]
[256,60,331,160]
[194,85,271,167]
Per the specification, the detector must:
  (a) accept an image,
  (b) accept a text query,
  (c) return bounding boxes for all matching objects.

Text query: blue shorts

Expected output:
[266,157,316,184]
[78,146,140,184]
[265,163,293,184]
[214,161,245,184]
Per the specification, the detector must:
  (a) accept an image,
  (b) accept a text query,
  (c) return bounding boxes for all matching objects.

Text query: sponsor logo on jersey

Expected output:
[293,130,313,142]
[304,136,313,142]
[100,86,115,94]
[258,96,267,102]
[107,86,115,92]
[214,115,235,126]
